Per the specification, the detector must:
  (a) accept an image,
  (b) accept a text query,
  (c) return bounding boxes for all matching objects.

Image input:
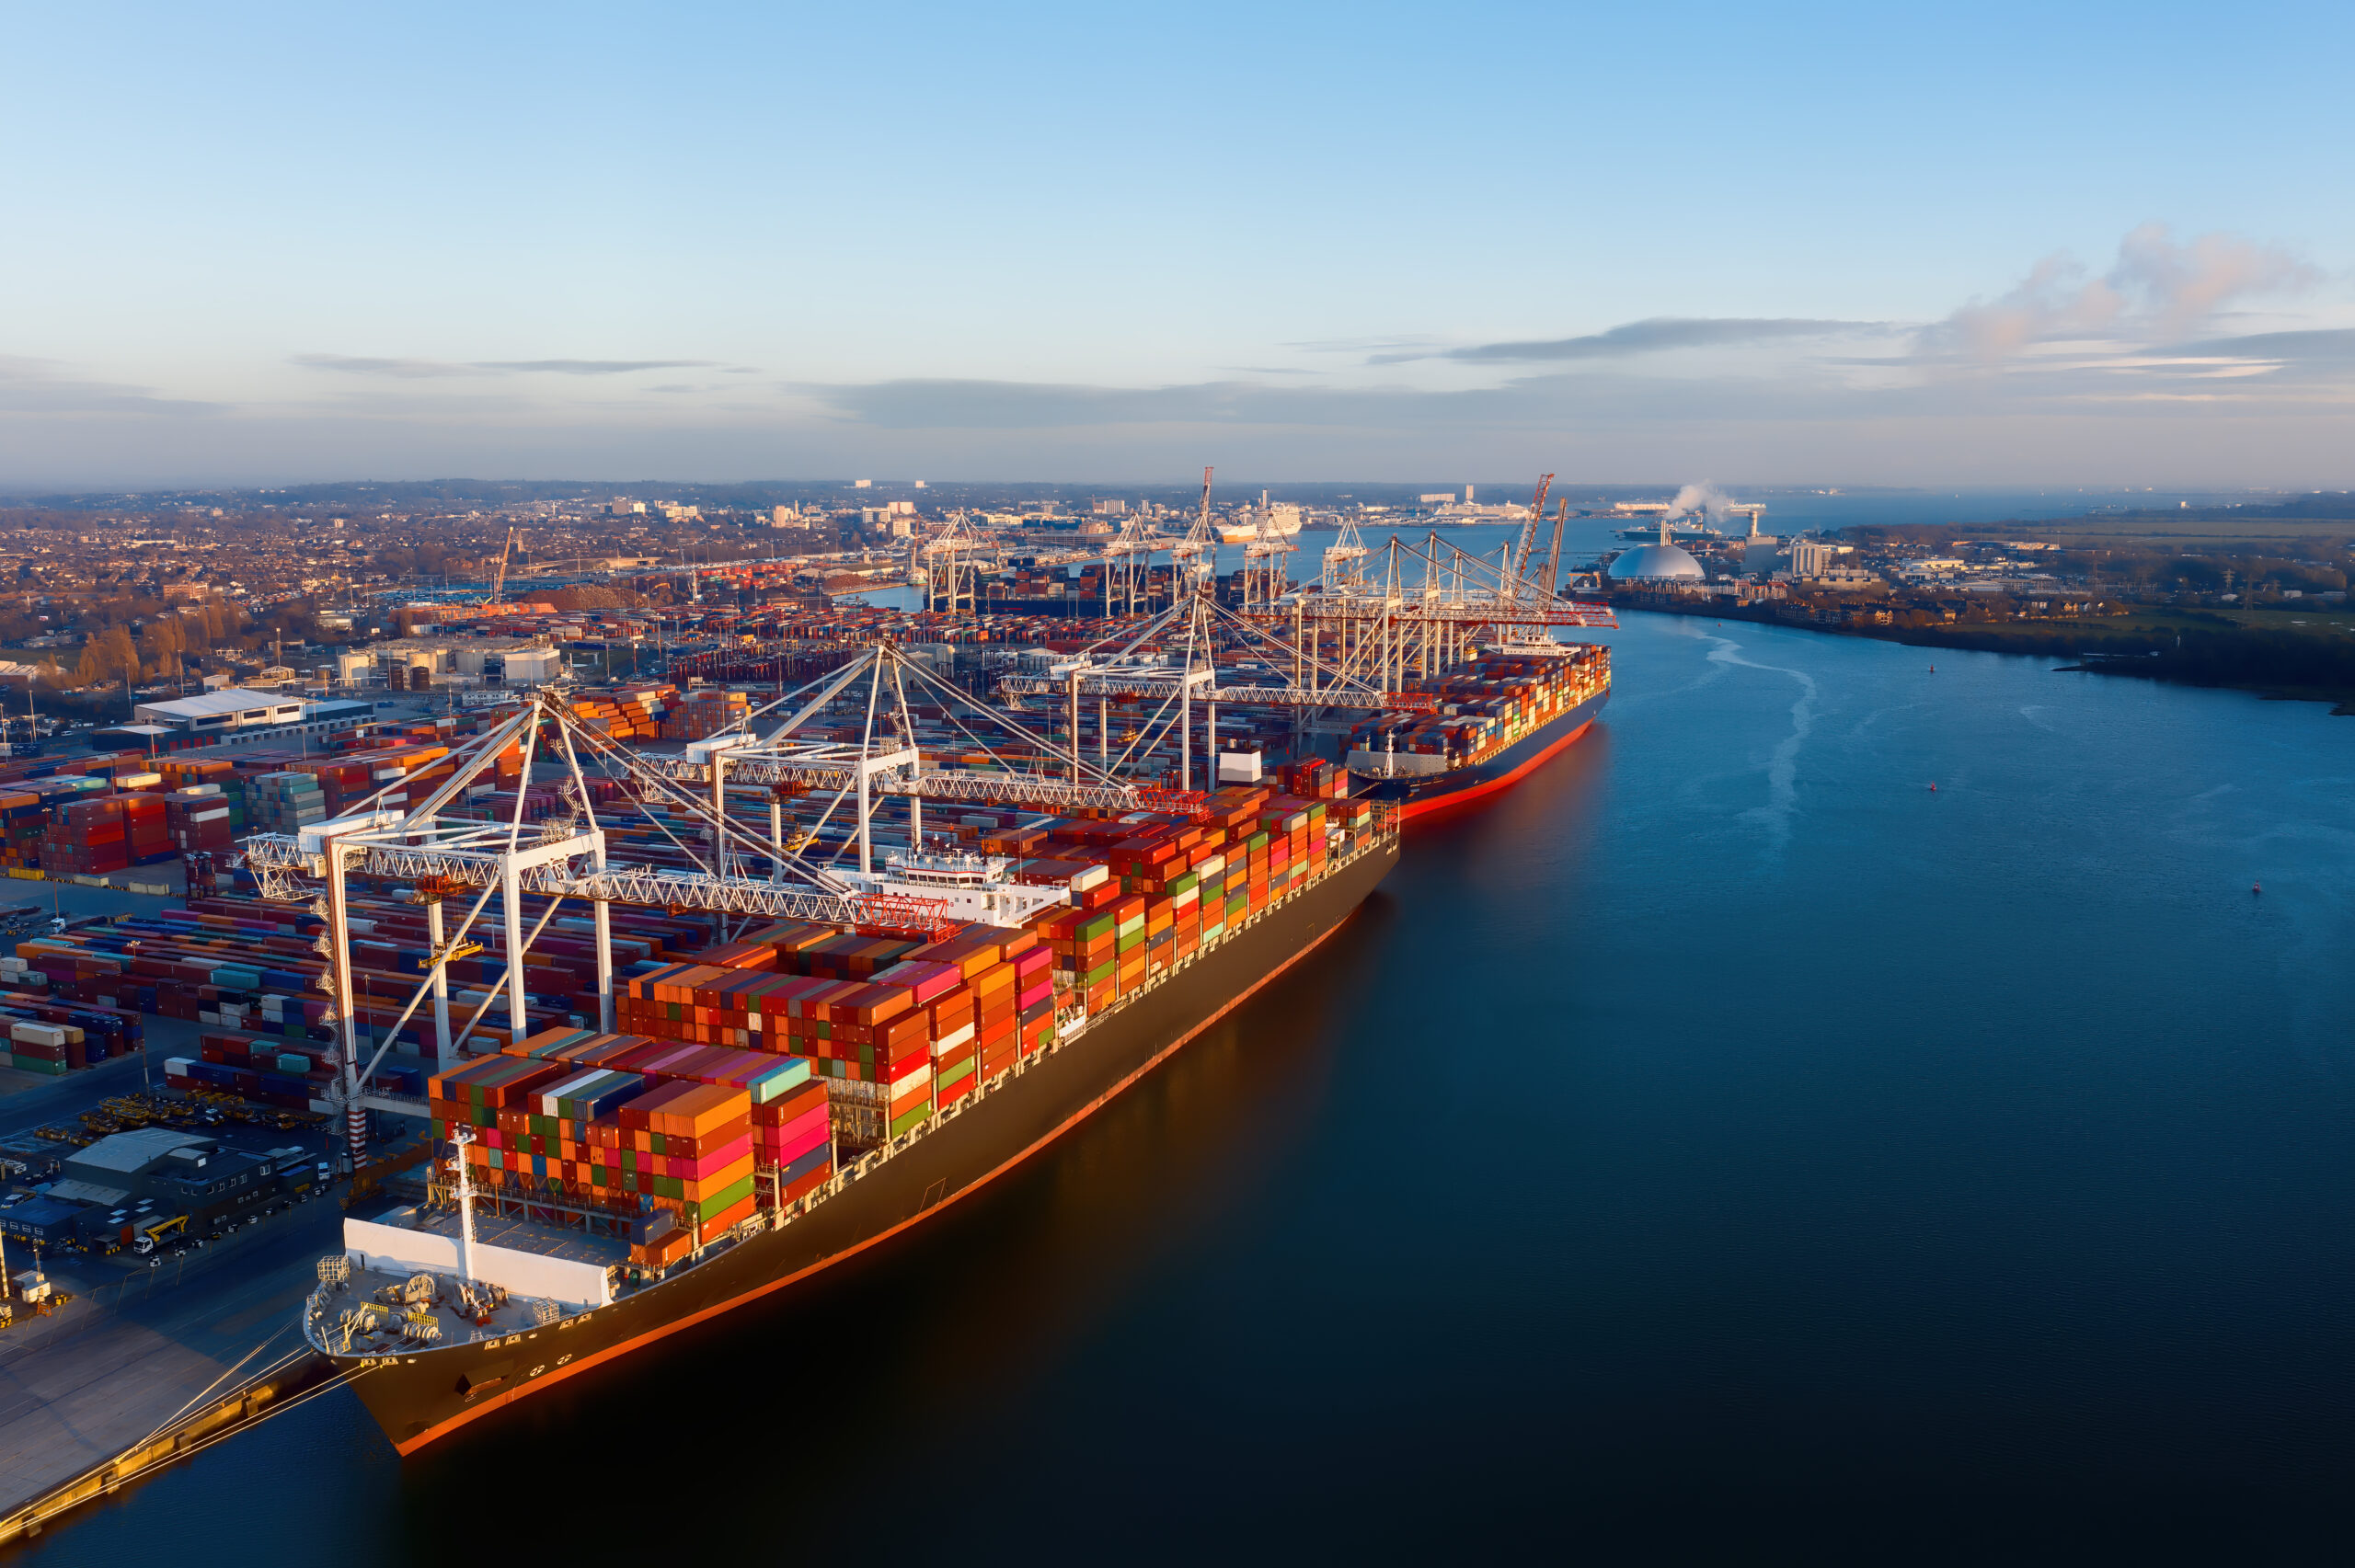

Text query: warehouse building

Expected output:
[128,689,376,748]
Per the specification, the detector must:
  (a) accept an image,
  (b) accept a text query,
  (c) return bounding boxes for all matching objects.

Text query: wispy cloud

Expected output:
[293,354,473,378]
[22,220,2332,487]
[1397,317,1889,365]
[1285,335,1443,355]
[2163,327,2355,362]
[0,355,222,416]
[477,360,716,375]
[294,354,715,378]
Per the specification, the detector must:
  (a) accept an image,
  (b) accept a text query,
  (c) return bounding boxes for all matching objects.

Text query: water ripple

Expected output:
[1701,634,1820,858]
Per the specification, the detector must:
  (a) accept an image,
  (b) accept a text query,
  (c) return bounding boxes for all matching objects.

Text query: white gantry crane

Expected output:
[917,509,997,615]
[992,579,1443,792]
[1257,484,1618,693]
[241,653,1140,1165]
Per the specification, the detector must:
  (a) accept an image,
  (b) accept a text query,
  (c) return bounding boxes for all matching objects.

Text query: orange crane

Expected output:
[485,528,522,604]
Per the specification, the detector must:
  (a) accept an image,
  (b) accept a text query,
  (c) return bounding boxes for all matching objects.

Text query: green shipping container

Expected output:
[890,1102,930,1139]
[681,1172,756,1222]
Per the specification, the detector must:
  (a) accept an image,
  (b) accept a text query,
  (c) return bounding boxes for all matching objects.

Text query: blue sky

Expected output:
[4,1,2350,488]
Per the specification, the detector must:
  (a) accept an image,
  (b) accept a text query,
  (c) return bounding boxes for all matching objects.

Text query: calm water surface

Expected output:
[30,613,2355,1563]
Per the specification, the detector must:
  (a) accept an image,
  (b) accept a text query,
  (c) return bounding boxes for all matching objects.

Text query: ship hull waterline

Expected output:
[334,836,1401,1455]
[1352,689,1608,822]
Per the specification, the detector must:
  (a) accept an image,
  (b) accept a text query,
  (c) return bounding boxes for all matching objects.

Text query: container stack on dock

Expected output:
[247,773,327,835]
[565,688,668,740]
[0,790,48,873]
[656,687,750,741]
[39,793,175,876]
[164,784,241,855]
[7,1020,79,1076]
[0,947,143,1069]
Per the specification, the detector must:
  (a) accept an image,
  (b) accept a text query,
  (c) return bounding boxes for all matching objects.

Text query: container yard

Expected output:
[246,592,1418,1448]
[0,516,1615,1484]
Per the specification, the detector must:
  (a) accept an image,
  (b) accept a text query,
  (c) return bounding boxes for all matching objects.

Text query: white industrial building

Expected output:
[131,688,376,745]
[132,688,307,733]
[336,639,562,690]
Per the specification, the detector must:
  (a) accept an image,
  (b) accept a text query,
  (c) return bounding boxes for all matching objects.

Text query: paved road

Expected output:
[0,1188,343,1515]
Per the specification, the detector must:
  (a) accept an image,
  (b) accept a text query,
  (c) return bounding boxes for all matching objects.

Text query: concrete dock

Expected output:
[0,1186,341,1525]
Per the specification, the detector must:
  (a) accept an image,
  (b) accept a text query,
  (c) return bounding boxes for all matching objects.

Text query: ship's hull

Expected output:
[331,836,1400,1453]
[1349,688,1607,821]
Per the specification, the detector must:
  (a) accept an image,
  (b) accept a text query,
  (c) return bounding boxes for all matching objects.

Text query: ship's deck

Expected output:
[310,820,1407,1372]
[310,1207,634,1356]
[394,1206,629,1270]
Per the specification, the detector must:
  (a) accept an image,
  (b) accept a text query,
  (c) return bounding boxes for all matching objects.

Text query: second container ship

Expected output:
[1342,640,1611,819]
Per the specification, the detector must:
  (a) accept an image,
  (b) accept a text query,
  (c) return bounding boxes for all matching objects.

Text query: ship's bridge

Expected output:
[837,853,1070,926]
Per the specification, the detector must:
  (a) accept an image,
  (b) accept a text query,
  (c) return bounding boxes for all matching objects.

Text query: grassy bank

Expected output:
[1625,601,2355,714]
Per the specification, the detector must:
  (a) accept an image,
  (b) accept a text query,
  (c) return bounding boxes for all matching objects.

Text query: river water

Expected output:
[29,612,2355,1562]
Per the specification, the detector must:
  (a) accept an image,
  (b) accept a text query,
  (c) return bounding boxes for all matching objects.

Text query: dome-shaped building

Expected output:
[1607,540,1706,581]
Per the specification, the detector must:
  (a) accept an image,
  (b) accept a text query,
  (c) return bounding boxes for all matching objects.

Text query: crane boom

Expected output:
[1511,475,1553,601]
[486,527,520,604]
[1540,498,1569,602]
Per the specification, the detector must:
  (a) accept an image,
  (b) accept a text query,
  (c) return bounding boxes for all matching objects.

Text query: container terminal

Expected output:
[0,474,1614,1477]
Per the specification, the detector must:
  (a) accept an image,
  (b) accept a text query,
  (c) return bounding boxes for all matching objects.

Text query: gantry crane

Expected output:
[240,647,1227,1163]
[1168,465,1218,581]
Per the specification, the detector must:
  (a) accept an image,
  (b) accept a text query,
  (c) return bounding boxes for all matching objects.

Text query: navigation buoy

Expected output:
[1929,665,1936,673]
[2253,882,2261,895]
[1928,783,1937,792]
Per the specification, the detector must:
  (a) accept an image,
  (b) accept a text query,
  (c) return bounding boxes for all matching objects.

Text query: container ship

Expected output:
[305,790,1399,1454]
[1341,641,1610,819]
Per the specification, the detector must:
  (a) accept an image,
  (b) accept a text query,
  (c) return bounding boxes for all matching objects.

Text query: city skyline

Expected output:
[5,2,2351,487]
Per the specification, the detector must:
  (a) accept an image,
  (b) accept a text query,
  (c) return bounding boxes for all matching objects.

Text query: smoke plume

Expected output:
[1665,482,1732,521]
